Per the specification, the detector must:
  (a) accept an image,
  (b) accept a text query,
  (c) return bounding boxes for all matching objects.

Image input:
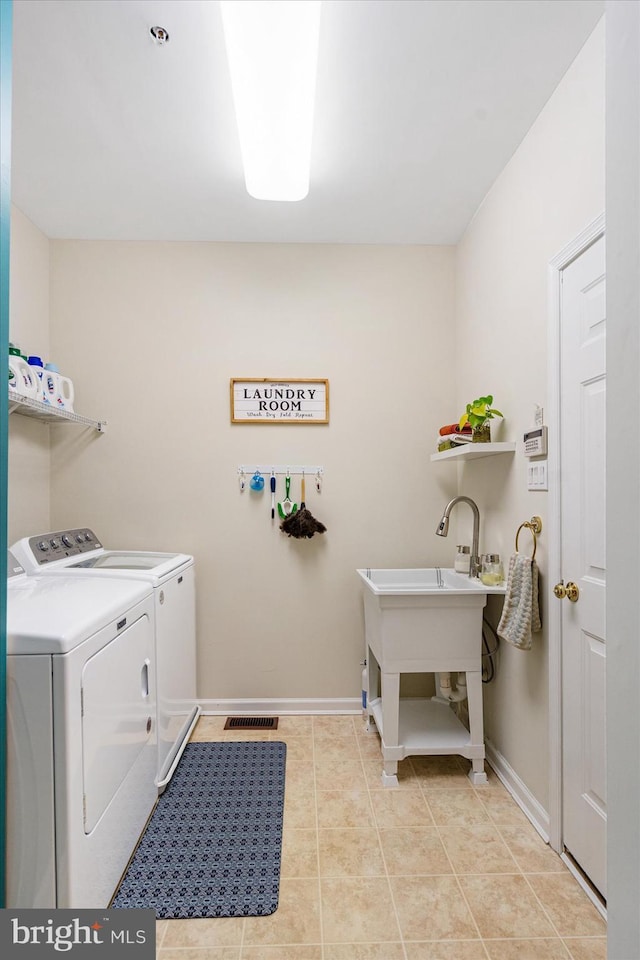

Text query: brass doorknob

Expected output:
[565,581,579,602]
[554,580,580,602]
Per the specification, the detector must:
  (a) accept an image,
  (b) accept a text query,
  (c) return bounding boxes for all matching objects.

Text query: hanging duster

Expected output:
[280,474,326,539]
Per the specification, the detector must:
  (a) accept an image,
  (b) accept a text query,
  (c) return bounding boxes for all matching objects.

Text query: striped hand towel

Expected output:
[497,553,542,650]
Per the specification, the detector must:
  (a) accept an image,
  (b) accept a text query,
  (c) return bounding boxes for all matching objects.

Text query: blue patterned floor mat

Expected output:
[112,740,286,918]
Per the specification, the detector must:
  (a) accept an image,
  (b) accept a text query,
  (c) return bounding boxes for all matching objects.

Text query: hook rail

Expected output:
[238,464,324,477]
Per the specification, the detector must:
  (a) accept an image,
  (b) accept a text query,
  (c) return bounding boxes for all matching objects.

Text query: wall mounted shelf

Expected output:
[9,389,107,433]
[430,441,516,462]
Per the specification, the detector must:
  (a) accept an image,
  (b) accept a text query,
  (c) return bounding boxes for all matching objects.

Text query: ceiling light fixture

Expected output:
[220,0,322,202]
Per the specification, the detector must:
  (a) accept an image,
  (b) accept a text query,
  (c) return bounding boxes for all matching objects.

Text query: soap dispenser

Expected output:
[454,545,471,574]
[480,554,504,586]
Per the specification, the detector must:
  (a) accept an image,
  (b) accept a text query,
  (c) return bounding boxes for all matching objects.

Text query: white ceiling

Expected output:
[11,0,603,244]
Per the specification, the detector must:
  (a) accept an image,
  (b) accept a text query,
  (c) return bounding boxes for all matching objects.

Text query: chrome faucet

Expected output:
[435,495,481,578]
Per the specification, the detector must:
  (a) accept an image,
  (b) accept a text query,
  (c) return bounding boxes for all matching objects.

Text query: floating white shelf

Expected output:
[430,441,516,462]
[9,389,107,433]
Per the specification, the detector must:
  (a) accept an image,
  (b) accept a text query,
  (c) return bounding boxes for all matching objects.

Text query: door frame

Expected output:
[547,212,605,859]
[0,0,12,908]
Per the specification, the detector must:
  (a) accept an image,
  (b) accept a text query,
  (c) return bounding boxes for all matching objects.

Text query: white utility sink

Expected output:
[357,567,506,596]
[357,567,505,786]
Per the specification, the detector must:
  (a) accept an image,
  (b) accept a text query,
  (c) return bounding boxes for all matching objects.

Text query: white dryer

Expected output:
[11,528,200,792]
[6,551,157,908]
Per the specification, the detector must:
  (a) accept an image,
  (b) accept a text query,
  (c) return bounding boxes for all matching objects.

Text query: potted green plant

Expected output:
[459,395,503,442]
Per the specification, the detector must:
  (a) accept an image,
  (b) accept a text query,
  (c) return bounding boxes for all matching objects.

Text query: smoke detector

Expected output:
[150,25,169,44]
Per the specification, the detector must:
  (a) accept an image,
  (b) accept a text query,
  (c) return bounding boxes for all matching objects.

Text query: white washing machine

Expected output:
[6,550,158,908]
[11,528,200,792]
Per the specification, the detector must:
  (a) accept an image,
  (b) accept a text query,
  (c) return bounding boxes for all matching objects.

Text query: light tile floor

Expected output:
[155,715,607,960]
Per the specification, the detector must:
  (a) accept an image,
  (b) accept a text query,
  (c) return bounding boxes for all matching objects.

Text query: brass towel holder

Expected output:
[515,516,542,560]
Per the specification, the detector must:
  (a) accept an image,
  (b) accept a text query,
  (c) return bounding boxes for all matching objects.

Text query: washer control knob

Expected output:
[49,539,59,550]
[84,532,93,542]
[61,535,73,548]
[37,540,49,552]
[75,534,84,544]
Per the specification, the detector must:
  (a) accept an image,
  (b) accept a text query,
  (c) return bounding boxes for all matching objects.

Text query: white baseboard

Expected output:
[561,853,607,919]
[199,697,361,716]
[485,738,551,842]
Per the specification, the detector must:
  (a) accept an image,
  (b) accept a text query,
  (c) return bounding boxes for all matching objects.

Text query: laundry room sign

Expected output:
[230,379,329,424]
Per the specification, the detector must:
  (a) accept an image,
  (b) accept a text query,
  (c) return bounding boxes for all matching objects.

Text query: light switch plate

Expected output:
[527,460,548,491]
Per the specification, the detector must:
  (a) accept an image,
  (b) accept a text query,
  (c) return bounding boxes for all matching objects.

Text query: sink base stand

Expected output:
[468,767,489,786]
[381,763,487,787]
[367,676,488,787]
[381,767,400,787]
[361,587,491,787]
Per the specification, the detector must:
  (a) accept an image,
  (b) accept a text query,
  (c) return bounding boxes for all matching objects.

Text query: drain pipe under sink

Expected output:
[436,671,468,702]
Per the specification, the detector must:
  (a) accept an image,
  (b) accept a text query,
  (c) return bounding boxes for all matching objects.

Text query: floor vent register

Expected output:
[223,717,279,730]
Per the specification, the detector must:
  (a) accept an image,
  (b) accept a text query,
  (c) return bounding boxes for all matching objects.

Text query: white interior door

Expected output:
[559,233,606,897]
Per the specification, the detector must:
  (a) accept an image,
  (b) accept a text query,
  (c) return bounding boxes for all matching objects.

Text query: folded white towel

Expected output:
[497,553,542,650]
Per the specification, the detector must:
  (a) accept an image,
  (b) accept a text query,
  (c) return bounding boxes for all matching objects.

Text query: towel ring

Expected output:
[515,516,542,560]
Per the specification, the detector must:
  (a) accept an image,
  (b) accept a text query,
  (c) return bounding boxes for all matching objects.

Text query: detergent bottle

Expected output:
[56,373,75,412]
[9,354,39,398]
[41,363,60,407]
[8,344,20,392]
[27,355,47,402]
[44,363,75,411]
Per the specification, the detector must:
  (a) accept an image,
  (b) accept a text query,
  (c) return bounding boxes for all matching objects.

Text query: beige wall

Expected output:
[455,21,605,809]
[7,15,604,812]
[8,207,50,543]
[47,241,458,702]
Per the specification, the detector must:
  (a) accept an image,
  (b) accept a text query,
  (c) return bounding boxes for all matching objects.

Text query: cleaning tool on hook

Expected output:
[280,473,327,539]
[250,470,264,492]
[270,472,276,519]
[277,474,297,518]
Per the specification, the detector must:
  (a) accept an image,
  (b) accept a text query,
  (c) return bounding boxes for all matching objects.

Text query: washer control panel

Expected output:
[28,528,102,565]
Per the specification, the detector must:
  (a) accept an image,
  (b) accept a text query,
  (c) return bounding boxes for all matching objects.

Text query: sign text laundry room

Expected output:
[230,379,329,424]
